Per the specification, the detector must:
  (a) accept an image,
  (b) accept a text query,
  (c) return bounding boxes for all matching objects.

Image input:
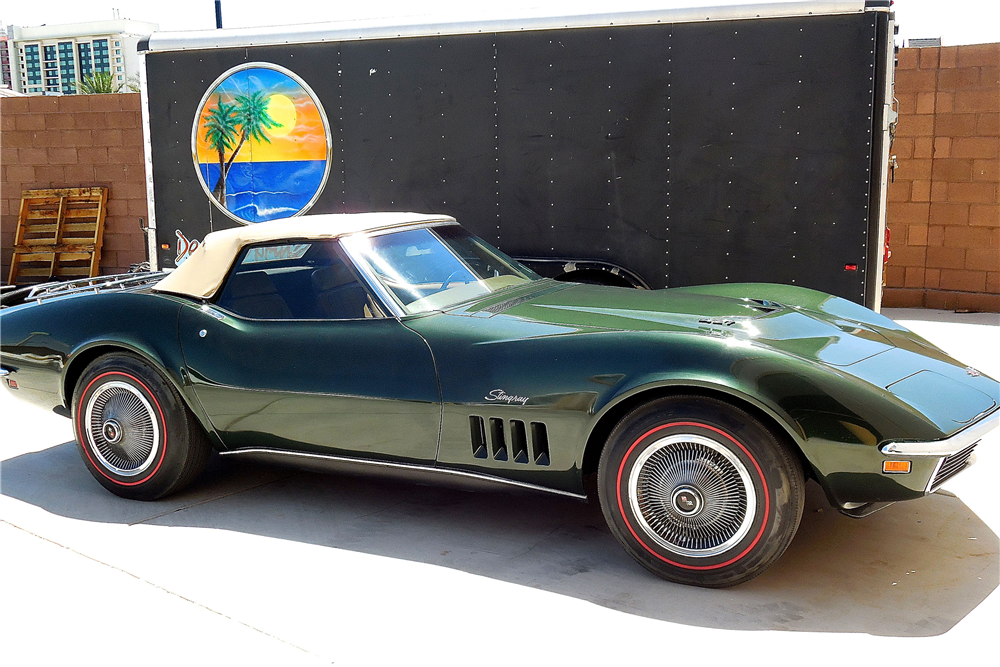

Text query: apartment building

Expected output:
[1,31,14,90]
[6,19,158,95]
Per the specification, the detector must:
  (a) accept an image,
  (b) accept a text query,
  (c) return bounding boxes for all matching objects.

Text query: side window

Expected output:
[215,241,383,320]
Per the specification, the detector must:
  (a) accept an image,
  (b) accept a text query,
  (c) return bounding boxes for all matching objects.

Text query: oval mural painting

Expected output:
[192,63,331,224]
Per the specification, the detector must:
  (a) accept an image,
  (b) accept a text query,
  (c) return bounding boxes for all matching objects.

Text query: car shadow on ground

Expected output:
[2,441,997,637]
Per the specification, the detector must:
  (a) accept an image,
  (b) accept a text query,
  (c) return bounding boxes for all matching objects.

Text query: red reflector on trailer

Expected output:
[7,380,17,389]
[845,264,858,271]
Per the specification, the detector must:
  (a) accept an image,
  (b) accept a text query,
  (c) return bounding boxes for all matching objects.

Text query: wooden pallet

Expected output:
[8,187,108,285]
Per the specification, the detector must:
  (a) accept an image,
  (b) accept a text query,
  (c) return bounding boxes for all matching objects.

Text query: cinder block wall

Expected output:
[885,43,1000,312]
[1,93,148,282]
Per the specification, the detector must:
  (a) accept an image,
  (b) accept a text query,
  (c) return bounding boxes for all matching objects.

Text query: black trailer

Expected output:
[138,0,896,308]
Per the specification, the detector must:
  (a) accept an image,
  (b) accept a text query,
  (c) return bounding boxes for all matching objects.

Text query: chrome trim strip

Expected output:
[138,52,159,271]
[351,220,460,239]
[337,240,406,319]
[0,368,10,378]
[881,409,1000,456]
[924,457,946,493]
[144,3,866,52]
[927,453,977,494]
[218,447,587,500]
[27,273,167,303]
[871,10,894,312]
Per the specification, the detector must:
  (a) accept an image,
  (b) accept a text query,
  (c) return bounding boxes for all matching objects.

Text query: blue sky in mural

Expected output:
[213,68,299,100]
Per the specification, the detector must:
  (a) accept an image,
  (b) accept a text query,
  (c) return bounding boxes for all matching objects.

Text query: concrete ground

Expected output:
[1,308,998,666]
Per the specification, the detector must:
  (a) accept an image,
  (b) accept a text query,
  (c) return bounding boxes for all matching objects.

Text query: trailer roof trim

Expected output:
[141,1,867,53]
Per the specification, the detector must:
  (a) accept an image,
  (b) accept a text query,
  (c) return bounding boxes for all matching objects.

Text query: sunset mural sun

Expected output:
[193,65,331,223]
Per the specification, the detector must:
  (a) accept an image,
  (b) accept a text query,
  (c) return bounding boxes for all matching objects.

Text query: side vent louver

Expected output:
[531,422,550,466]
[489,418,508,461]
[469,416,550,466]
[470,416,488,459]
[510,420,529,464]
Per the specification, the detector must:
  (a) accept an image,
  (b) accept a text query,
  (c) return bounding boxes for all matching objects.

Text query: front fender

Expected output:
[588,331,951,507]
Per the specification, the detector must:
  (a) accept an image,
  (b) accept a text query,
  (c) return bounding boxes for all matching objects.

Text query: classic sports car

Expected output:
[2,213,997,587]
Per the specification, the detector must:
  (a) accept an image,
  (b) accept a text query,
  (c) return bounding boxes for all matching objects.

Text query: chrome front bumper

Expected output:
[880,408,999,457]
[880,408,997,493]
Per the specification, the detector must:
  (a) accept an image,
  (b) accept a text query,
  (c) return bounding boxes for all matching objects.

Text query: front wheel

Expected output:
[72,352,210,501]
[598,396,804,587]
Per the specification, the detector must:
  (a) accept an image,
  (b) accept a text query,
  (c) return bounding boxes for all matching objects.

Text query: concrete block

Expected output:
[926,245,966,269]
[957,43,1000,68]
[930,202,970,226]
[15,114,45,131]
[932,158,973,182]
[46,148,79,165]
[947,182,997,204]
[969,204,999,227]
[911,180,931,202]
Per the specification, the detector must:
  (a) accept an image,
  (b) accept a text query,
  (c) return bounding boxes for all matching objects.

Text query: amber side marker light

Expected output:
[883,460,911,474]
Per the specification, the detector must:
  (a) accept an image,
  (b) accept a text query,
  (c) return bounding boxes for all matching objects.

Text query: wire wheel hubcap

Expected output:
[628,433,757,558]
[84,381,160,477]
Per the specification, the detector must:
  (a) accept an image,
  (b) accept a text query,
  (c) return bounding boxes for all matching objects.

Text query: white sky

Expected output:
[2,0,998,47]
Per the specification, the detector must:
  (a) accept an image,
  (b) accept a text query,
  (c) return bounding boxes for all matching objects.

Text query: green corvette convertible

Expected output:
[2,213,997,587]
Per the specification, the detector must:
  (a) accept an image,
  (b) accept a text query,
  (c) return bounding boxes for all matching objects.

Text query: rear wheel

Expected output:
[598,396,804,587]
[72,352,210,500]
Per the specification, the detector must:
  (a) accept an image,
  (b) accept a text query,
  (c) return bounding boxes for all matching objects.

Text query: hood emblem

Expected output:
[965,367,981,377]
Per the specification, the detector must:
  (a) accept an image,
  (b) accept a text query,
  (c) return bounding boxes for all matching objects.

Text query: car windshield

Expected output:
[341,224,539,314]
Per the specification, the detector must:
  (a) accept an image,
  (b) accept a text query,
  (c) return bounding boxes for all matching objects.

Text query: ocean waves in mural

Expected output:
[193,64,331,224]
[198,160,327,222]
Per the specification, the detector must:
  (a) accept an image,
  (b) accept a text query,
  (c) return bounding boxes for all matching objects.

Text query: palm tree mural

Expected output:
[201,91,282,208]
[195,65,329,223]
[202,98,238,206]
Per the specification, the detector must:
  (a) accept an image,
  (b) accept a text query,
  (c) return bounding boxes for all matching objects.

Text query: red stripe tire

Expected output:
[72,352,210,501]
[598,395,804,587]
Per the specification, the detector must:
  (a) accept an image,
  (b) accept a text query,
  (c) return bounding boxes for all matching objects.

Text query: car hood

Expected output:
[460,280,893,366]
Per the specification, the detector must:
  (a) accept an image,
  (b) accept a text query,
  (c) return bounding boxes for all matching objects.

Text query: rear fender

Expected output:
[63,336,222,451]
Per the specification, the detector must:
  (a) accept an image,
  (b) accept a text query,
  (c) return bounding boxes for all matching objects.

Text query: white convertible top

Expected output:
[153,212,455,299]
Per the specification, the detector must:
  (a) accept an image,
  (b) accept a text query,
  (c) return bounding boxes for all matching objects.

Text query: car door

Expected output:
[178,240,441,463]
